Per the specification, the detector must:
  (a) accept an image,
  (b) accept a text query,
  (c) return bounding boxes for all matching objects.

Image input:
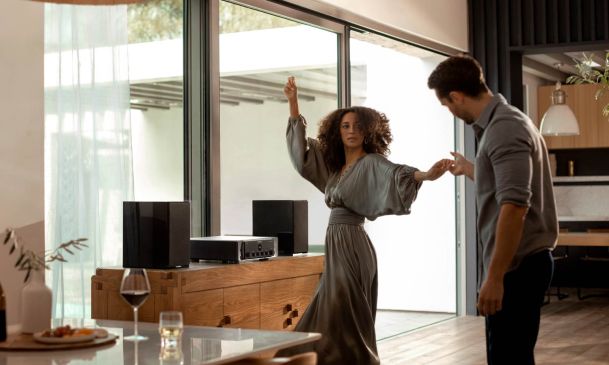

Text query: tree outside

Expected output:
[127,0,297,44]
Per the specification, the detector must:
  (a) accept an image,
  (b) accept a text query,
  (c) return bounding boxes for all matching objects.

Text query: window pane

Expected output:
[219,1,338,249]
[350,32,457,335]
[129,0,184,201]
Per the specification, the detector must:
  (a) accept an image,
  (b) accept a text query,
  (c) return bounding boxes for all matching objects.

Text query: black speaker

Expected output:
[123,201,190,269]
[252,200,308,256]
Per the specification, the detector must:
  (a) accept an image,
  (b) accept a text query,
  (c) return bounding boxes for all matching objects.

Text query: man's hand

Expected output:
[477,276,504,316]
[449,151,474,180]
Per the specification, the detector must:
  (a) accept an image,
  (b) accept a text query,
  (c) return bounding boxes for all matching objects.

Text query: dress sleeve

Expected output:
[286,115,330,193]
[341,155,422,220]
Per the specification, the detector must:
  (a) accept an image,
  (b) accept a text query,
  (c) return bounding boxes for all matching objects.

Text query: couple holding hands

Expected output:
[280,55,557,365]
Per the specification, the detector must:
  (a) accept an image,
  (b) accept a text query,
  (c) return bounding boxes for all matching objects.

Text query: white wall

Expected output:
[311,0,468,51]
[131,107,184,201]
[523,71,552,127]
[0,0,44,326]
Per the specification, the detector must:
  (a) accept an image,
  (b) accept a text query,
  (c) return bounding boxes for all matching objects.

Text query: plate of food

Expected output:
[33,325,96,344]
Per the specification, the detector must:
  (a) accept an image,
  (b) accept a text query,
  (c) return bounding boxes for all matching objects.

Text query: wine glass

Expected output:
[120,268,151,341]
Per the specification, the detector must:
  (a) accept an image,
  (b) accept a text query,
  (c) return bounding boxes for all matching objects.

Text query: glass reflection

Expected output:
[190,337,254,362]
[160,343,184,365]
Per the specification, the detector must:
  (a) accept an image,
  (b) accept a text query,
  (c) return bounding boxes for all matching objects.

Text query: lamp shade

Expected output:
[29,0,142,4]
[540,82,580,136]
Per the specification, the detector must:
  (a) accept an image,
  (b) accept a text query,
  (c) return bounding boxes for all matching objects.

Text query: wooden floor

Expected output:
[378,289,609,364]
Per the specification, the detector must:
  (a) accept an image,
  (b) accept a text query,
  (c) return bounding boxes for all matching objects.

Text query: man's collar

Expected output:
[472,94,506,137]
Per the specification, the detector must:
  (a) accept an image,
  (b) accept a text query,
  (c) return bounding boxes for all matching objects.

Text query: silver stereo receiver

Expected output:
[190,235,277,264]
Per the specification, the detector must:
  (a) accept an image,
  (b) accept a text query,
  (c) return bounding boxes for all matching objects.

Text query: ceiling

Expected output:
[523,50,608,82]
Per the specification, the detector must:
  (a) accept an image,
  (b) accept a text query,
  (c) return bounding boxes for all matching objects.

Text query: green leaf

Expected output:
[595,89,604,100]
[24,269,31,283]
[63,247,74,255]
[566,75,579,84]
[9,243,15,254]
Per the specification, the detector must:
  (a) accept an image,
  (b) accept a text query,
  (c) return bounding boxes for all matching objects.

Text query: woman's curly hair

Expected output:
[317,106,392,173]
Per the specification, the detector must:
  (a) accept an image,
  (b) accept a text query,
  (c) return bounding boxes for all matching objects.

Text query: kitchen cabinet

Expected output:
[91,255,323,330]
[537,83,609,149]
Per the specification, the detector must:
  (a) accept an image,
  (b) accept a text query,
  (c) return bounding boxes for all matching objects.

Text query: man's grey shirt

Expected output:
[473,94,558,286]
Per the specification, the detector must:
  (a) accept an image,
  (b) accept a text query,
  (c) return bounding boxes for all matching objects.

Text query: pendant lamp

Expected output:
[540,69,580,136]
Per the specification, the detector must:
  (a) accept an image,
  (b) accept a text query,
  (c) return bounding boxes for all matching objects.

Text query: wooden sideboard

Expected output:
[91,254,323,331]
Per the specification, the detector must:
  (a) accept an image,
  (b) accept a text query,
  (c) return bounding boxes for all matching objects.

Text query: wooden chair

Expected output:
[228,352,317,365]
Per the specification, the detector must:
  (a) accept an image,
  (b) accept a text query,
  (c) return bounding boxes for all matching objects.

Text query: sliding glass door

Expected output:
[350,31,458,339]
[217,1,342,250]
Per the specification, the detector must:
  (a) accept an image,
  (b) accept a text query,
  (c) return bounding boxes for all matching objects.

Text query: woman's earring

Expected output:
[364,136,371,144]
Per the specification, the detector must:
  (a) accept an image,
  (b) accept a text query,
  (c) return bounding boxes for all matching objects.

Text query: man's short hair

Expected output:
[427,54,489,99]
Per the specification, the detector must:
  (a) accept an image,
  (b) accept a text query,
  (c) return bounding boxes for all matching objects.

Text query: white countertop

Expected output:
[558,216,609,222]
[553,176,609,183]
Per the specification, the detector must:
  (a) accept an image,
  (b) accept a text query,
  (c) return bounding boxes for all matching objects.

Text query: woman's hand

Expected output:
[415,159,453,182]
[284,76,298,100]
[449,151,474,181]
[284,76,300,118]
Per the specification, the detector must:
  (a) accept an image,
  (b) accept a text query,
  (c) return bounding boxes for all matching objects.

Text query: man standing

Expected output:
[428,55,558,365]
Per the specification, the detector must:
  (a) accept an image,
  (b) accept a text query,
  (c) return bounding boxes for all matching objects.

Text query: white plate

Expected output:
[33,330,96,344]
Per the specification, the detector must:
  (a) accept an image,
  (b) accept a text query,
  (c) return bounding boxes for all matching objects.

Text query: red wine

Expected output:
[120,290,149,308]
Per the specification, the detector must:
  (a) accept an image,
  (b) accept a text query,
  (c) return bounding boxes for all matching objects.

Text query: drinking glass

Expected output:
[159,311,183,349]
[120,268,151,341]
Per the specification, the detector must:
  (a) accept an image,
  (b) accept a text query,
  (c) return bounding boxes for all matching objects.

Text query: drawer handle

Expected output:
[217,315,232,327]
[290,309,299,318]
[283,318,292,328]
[284,304,293,314]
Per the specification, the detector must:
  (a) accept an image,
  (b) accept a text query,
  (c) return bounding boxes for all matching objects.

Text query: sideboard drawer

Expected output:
[260,274,319,330]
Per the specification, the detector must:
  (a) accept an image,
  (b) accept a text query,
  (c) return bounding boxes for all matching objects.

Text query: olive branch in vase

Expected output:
[2,228,88,283]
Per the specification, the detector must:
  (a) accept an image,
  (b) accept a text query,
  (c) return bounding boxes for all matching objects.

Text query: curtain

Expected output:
[44,4,133,319]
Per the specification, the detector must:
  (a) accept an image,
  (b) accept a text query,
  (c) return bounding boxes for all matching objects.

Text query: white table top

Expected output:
[0,319,321,365]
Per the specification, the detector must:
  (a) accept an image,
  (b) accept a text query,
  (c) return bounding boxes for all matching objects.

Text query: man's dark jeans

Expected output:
[485,249,554,365]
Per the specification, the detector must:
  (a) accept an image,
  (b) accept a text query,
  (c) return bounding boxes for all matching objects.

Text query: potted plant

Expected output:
[2,228,87,333]
[566,52,609,118]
